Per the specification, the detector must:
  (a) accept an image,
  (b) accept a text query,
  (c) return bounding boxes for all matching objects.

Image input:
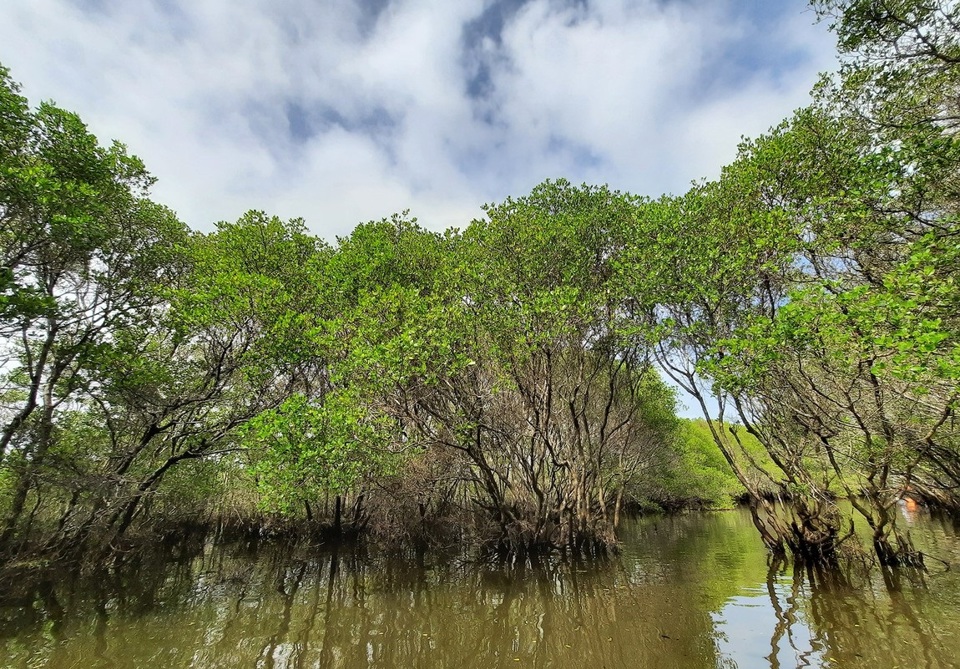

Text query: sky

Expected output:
[0,0,838,241]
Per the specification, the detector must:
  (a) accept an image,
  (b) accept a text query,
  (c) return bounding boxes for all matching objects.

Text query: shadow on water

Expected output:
[2,508,960,668]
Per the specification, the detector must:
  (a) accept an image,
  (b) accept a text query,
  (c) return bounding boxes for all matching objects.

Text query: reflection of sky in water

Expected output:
[713,574,825,669]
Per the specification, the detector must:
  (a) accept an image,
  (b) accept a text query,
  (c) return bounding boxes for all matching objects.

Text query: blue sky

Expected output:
[1,0,835,239]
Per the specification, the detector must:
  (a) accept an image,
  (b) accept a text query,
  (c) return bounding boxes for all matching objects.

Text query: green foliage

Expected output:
[653,420,785,508]
[244,392,395,514]
[2,0,959,563]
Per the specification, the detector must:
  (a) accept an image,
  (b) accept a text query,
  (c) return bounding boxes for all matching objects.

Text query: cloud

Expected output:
[0,0,836,239]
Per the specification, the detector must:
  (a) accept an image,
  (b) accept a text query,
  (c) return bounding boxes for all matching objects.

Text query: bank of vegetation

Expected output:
[0,0,957,569]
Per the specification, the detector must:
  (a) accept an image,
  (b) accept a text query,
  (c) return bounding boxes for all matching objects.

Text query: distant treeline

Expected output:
[0,0,957,568]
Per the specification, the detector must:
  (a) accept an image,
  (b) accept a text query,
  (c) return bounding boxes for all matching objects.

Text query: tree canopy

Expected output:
[0,0,958,568]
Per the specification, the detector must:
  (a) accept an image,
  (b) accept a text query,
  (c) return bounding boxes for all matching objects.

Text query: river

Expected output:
[2,505,959,668]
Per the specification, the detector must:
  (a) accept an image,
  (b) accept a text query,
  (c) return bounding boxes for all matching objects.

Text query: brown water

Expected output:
[2,507,960,668]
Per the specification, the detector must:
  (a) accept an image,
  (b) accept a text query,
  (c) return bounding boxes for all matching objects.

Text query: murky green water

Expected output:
[2,507,960,668]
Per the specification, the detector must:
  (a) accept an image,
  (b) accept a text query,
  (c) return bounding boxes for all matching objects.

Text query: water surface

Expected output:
[2,507,959,668]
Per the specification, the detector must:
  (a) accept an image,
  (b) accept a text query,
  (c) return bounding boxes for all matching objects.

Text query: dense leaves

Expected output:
[1,0,958,566]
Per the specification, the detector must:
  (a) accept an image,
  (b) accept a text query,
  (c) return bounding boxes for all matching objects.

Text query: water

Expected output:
[2,507,960,668]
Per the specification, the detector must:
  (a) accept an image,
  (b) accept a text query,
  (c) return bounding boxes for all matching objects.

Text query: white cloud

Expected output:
[0,0,837,239]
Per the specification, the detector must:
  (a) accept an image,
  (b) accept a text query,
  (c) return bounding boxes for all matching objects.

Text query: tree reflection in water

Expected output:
[1,509,959,668]
[715,556,958,669]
